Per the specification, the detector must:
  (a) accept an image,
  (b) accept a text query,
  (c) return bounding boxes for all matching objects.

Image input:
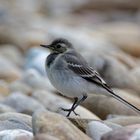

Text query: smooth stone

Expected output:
[110,51,137,68]
[131,67,140,89]
[0,129,33,140]
[103,121,122,130]
[25,47,49,75]
[32,90,100,119]
[105,116,140,126]
[0,16,47,51]
[82,94,137,119]
[2,93,45,115]
[0,103,16,113]
[69,118,122,133]
[86,121,112,140]
[33,134,60,140]
[0,44,23,67]
[0,112,32,127]
[0,80,10,96]
[100,22,140,57]
[9,81,33,96]
[131,129,140,140]
[106,114,134,119]
[0,56,21,82]
[32,109,92,140]
[0,119,32,132]
[101,124,140,140]
[68,118,93,133]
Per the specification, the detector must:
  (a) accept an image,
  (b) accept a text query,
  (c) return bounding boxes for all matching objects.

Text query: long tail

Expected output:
[102,84,140,114]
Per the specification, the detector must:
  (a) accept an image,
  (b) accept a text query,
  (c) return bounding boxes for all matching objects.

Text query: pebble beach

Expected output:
[0,0,140,139]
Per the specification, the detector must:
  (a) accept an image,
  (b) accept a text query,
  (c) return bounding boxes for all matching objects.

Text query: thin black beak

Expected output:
[40,44,50,48]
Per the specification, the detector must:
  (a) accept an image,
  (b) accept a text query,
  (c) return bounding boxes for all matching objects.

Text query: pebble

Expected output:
[0,112,32,127]
[100,22,140,57]
[101,124,140,140]
[33,134,60,140]
[0,1,140,139]
[105,116,140,126]
[0,129,33,140]
[0,56,21,82]
[69,118,121,133]
[0,119,32,132]
[2,93,45,115]
[9,81,33,96]
[0,103,16,113]
[0,80,10,96]
[0,44,23,67]
[32,109,92,140]
[25,47,49,75]
[86,121,112,140]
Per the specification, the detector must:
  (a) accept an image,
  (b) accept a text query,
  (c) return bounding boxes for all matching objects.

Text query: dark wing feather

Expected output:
[63,50,107,86]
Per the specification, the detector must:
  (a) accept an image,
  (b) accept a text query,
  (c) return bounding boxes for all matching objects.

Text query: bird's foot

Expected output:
[61,107,79,117]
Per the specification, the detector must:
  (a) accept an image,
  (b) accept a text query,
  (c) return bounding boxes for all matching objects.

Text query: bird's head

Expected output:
[40,38,73,53]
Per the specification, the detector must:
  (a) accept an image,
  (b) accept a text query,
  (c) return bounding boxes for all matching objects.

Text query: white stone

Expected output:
[86,121,112,140]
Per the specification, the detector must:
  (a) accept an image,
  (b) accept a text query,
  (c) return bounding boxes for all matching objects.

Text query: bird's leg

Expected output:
[61,97,79,117]
[61,95,87,117]
[73,95,87,110]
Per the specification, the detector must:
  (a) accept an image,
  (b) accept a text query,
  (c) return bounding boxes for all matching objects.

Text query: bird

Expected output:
[40,38,140,117]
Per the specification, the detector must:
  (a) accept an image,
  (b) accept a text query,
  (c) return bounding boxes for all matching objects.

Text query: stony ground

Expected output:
[0,0,140,140]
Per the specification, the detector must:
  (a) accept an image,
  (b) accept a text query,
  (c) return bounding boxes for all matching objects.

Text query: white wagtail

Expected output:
[40,38,140,117]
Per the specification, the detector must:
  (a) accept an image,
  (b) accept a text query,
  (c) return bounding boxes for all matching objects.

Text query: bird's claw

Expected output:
[60,107,79,117]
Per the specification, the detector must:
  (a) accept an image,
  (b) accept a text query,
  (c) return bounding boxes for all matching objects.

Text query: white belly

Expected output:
[46,67,88,98]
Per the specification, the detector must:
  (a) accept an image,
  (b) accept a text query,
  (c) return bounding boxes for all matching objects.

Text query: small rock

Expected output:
[131,128,140,140]
[0,112,32,127]
[32,109,91,140]
[86,121,112,140]
[0,103,16,113]
[9,81,33,96]
[0,80,10,96]
[0,44,23,67]
[2,93,45,115]
[105,116,140,126]
[0,56,21,82]
[100,22,140,57]
[131,66,140,87]
[25,47,49,75]
[0,129,33,140]
[101,124,140,140]
[33,134,60,140]
[69,118,121,133]
[104,121,122,130]
[0,119,32,132]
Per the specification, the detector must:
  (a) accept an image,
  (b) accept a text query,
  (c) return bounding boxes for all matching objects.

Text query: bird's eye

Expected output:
[56,44,61,49]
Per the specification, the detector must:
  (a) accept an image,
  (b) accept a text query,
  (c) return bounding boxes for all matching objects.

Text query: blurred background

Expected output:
[0,0,140,119]
[1,1,140,139]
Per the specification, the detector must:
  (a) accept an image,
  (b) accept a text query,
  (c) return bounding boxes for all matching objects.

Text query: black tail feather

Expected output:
[102,84,140,114]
